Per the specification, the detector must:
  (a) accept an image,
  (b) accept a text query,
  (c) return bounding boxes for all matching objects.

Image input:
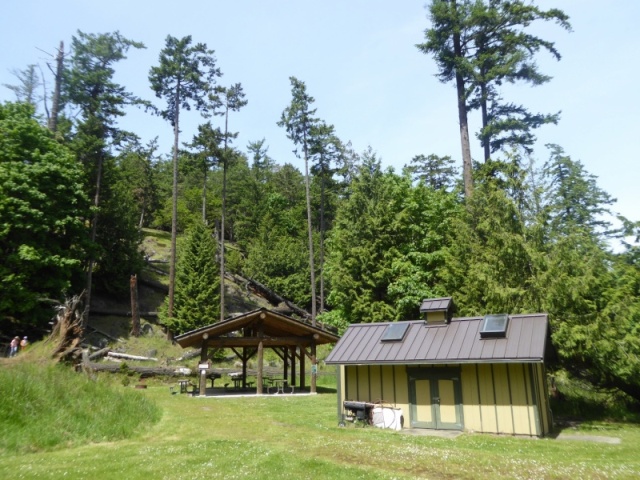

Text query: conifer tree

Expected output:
[149,35,221,325]
[278,77,319,324]
[160,220,220,335]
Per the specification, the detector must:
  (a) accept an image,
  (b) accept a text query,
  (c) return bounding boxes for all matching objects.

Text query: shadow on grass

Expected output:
[550,393,640,436]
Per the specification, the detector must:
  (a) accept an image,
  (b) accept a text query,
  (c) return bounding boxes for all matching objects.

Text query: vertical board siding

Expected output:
[534,364,550,435]
[508,363,533,436]
[369,365,382,402]
[345,365,358,401]
[493,364,514,434]
[460,364,482,432]
[477,364,498,433]
[395,366,410,419]
[381,365,396,404]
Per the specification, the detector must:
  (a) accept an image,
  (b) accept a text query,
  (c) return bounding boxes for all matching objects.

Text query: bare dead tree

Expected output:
[47,293,85,363]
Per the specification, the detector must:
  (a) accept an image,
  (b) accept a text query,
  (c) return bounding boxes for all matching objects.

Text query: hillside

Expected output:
[85,228,311,361]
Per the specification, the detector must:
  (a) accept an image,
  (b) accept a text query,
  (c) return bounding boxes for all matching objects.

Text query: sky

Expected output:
[1,1,638,235]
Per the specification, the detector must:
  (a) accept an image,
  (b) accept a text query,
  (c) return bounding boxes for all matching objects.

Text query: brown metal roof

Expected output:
[325,314,548,365]
[175,308,340,349]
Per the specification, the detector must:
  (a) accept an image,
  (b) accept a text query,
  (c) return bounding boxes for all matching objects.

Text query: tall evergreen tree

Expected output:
[185,122,224,223]
[405,153,458,190]
[159,220,220,335]
[542,144,615,237]
[217,83,247,321]
[418,0,474,197]
[309,121,342,312]
[325,153,405,326]
[439,162,537,316]
[278,77,320,324]
[116,138,160,229]
[64,30,146,322]
[149,35,221,325]
[418,0,570,178]
[3,64,41,111]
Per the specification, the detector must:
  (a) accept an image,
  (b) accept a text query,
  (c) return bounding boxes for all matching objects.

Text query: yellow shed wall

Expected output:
[340,362,549,436]
[369,365,383,402]
[493,364,515,434]
[509,364,534,436]
[460,364,483,432]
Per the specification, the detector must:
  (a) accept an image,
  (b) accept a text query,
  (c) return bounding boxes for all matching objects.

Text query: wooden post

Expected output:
[290,347,296,387]
[300,347,306,390]
[242,348,247,389]
[199,334,208,396]
[257,340,264,395]
[130,274,140,337]
[311,342,317,394]
[283,347,289,387]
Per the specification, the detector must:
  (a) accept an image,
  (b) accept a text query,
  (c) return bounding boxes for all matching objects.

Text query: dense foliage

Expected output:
[0,103,91,332]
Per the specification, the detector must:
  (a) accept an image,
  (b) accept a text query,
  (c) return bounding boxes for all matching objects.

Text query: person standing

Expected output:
[9,336,19,357]
[20,336,28,351]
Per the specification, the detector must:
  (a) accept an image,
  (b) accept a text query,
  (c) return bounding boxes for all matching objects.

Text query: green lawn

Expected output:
[1,380,639,480]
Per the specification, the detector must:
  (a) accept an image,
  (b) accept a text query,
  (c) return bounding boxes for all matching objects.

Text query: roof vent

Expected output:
[381,322,410,342]
[480,314,509,338]
[420,297,455,326]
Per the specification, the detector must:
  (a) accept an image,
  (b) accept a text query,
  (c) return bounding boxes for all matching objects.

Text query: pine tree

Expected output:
[149,35,221,325]
[160,220,220,335]
[278,77,320,324]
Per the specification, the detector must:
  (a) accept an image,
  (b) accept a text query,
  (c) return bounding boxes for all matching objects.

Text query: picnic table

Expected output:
[228,372,254,390]
[207,372,221,388]
[266,378,293,394]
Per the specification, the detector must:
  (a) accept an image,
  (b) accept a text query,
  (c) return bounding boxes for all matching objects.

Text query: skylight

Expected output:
[381,322,410,342]
[480,314,509,338]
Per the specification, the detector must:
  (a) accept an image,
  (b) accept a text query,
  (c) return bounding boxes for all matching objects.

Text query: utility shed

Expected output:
[325,310,552,436]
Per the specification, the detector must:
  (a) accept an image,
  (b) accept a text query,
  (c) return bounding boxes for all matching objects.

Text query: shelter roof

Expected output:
[174,308,340,349]
[325,313,548,365]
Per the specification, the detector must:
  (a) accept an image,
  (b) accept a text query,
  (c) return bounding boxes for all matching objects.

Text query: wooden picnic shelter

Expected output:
[174,308,340,396]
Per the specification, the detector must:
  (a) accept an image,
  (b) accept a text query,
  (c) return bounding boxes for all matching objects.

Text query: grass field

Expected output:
[1,366,640,480]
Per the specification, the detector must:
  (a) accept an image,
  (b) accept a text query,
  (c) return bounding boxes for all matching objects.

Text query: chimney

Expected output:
[420,297,455,326]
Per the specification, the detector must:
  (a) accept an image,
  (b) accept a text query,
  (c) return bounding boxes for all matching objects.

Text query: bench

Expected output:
[178,380,198,394]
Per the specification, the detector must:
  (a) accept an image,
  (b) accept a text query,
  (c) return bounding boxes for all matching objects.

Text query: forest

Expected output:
[1,1,639,404]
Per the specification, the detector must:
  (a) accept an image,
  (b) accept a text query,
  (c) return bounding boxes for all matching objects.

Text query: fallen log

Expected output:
[88,346,111,361]
[86,363,188,376]
[107,352,158,362]
[89,310,158,318]
[226,271,311,320]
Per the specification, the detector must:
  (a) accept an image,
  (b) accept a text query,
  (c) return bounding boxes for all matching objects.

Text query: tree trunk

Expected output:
[303,131,317,326]
[83,149,104,330]
[319,174,326,313]
[201,168,207,223]
[130,274,140,337]
[480,80,490,162]
[47,41,63,133]
[220,109,229,323]
[452,0,473,198]
[168,85,180,336]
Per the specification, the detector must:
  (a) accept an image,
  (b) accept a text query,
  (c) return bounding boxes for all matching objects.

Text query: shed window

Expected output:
[381,322,410,342]
[480,314,509,338]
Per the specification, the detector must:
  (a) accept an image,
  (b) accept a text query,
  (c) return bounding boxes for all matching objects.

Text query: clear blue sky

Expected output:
[1,1,638,234]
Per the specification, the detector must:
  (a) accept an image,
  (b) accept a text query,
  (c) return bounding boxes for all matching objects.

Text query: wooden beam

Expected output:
[205,336,314,347]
